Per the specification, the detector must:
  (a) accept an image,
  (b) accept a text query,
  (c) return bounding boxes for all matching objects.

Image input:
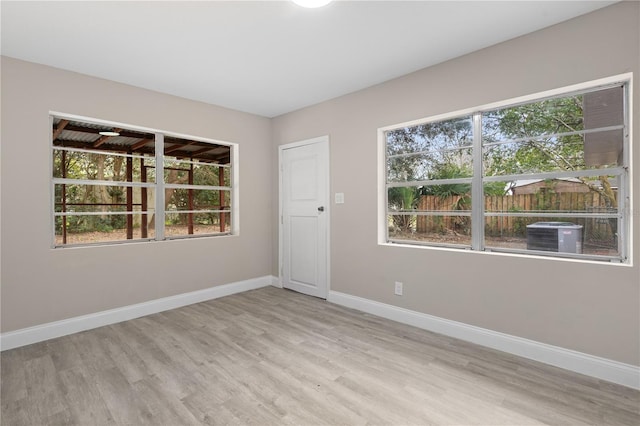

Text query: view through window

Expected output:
[384,79,630,262]
[52,116,234,247]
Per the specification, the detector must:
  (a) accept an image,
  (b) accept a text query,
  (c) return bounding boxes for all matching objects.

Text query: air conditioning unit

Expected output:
[526,222,583,254]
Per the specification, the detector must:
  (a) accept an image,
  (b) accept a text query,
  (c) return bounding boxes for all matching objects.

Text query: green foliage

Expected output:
[482,94,585,175]
[507,206,528,237]
[388,186,419,212]
[533,182,560,211]
[483,182,507,196]
[420,163,471,198]
[386,117,473,183]
[165,163,228,226]
[388,186,419,233]
[55,215,124,235]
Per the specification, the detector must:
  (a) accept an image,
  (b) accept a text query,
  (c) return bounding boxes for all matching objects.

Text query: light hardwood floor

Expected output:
[1,286,639,425]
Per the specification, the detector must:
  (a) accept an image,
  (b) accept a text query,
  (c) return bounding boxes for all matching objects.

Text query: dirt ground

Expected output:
[58,227,616,256]
[389,230,523,248]
[388,230,616,256]
[56,225,225,245]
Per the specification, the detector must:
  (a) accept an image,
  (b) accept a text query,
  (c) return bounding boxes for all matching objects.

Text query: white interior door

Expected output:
[280,137,328,299]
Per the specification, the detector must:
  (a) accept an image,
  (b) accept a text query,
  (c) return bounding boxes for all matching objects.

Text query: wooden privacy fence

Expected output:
[416,192,615,241]
[416,195,470,235]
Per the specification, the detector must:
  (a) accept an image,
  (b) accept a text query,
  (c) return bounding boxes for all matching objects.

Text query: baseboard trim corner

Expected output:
[1,275,272,351]
[270,275,283,288]
[327,290,640,390]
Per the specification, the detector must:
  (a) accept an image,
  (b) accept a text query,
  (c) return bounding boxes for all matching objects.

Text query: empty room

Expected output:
[1,1,639,425]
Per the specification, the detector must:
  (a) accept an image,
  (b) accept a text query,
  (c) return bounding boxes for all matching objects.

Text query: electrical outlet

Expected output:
[394,281,403,296]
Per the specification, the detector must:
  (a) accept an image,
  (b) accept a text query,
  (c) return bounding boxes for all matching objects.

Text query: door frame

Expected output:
[278,136,330,298]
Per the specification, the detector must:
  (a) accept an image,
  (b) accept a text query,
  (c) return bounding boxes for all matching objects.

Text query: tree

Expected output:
[484,93,619,240]
[387,186,419,233]
[386,117,473,184]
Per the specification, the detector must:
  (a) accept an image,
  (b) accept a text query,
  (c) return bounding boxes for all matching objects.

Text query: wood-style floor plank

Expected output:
[2,286,639,425]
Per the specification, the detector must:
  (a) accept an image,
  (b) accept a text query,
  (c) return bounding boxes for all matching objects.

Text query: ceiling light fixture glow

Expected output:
[99,131,120,137]
[292,0,332,8]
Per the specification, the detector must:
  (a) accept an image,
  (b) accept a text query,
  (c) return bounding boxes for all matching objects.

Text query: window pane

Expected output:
[53,150,156,183]
[482,94,584,141]
[163,162,190,185]
[482,86,624,176]
[55,213,154,245]
[483,135,587,175]
[54,184,154,213]
[387,116,473,183]
[166,189,230,211]
[419,184,472,209]
[484,173,620,258]
[485,216,618,258]
[388,214,471,246]
[387,184,472,244]
[386,116,473,156]
[387,149,473,182]
[165,212,231,237]
[583,129,623,167]
[164,160,229,187]
[584,86,624,167]
[388,186,472,213]
[163,137,231,164]
[486,176,618,214]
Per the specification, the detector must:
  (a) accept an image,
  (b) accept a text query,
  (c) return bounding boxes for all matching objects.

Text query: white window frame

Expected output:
[50,113,239,248]
[378,74,633,264]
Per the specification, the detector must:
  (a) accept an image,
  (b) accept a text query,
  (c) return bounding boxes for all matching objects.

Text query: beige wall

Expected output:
[272,2,640,365]
[1,57,273,332]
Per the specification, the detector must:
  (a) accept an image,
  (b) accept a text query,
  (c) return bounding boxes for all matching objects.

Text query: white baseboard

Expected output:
[0,275,272,352]
[327,290,640,390]
[270,275,283,288]
[3,280,637,390]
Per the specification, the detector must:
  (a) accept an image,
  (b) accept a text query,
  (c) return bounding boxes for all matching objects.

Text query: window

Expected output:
[51,115,236,247]
[163,136,231,239]
[381,76,630,262]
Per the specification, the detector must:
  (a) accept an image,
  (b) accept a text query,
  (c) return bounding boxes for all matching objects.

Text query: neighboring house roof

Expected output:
[507,177,618,193]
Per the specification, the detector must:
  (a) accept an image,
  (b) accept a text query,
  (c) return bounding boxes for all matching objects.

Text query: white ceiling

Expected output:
[1,1,616,117]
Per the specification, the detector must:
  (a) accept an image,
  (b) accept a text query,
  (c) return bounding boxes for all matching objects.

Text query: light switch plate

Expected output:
[335,192,345,204]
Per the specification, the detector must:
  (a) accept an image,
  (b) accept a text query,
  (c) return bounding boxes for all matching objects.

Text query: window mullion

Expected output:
[155,133,165,241]
[619,83,631,261]
[472,113,484,251]
[384,131,390,243]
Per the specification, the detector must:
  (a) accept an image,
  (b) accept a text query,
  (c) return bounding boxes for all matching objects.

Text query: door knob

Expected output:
[318,206,325,212]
